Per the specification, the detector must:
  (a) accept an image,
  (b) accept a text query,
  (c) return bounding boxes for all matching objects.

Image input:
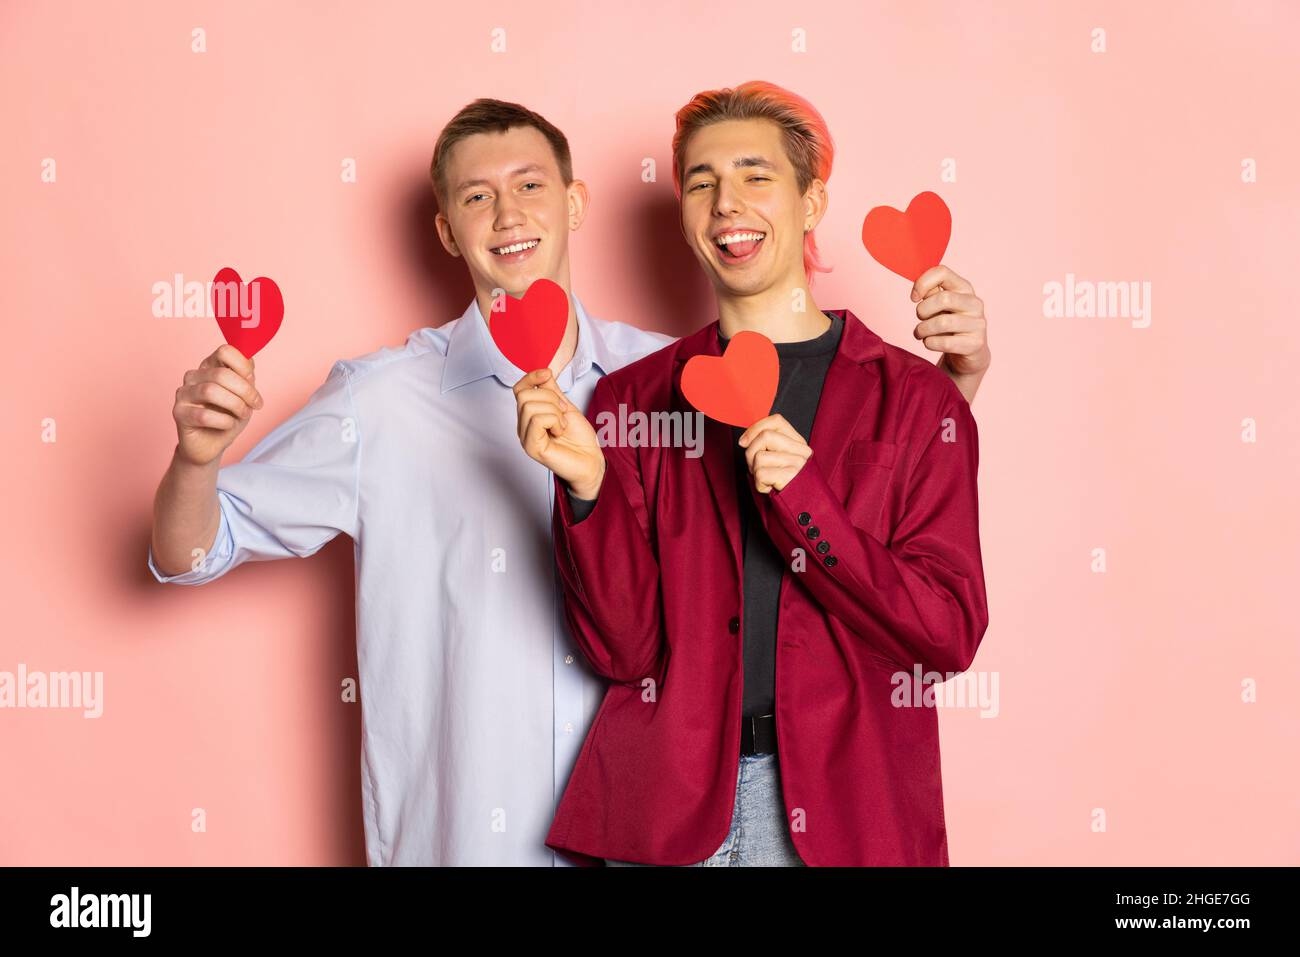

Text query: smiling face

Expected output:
[679,117,824,300]
[435,124,586,302]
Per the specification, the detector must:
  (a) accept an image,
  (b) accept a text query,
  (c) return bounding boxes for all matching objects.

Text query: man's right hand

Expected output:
[513,369,605,500]
[172,344,264,468]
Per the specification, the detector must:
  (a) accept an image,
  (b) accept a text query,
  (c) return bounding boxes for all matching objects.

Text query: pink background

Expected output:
[2,0,1297,865]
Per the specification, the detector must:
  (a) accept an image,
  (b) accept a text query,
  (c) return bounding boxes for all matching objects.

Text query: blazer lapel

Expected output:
[806,310,886,490]
[670,311,886,576]
[672,323,743,580]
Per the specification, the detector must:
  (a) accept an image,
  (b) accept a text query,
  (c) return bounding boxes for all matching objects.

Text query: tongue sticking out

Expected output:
[723,237,761,258]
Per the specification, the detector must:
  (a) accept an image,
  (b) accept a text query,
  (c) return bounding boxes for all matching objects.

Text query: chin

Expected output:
[711,267,762,295]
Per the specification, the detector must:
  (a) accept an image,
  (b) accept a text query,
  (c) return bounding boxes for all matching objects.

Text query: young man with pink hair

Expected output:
[516,81,991,866]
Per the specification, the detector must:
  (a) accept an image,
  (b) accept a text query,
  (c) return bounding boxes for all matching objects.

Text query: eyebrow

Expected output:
[453,164,547,194]
[684,156,777,179]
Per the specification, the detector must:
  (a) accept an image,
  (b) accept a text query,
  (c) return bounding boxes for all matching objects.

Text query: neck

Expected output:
[716,278,828,343]
[550,303,579,375]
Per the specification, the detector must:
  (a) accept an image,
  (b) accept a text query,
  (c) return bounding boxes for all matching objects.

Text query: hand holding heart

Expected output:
[739,414,812,494]
[910,264,990,379]
[514,368,606,500]
[171,343,265,468]
[859,191,989,387]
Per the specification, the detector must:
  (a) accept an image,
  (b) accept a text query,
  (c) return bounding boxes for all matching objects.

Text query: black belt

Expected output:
[740,713,777,755]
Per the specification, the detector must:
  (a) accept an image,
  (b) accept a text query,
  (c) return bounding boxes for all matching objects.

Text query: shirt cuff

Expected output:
[147,504,235,584]
[565,487,598,523]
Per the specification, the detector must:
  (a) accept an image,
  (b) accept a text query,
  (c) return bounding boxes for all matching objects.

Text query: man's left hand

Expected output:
[739,414,812,494]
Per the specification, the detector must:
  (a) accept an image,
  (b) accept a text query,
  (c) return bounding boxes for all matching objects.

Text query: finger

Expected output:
[523,412,563,454]
[748,429,806,455]
[739,414,783,446]
[751,449,805,473]
[917,333,986,358]
[516,387,566,413]
[911,264,973,302]
[201,344,255,380]
[743,429,806,459]
[536,373,577,411]
[755,464,800,492]
[739,414,798,447]
[915,291,982,322]
[176,403,238,431]
[914,312,985,339]
[518,400,567,442]
[512,368,554,399]
[922,334,985,355]
[753,467,784,493]
[519,398,567,429]
[198,365,263,409]
[182,381,252,420]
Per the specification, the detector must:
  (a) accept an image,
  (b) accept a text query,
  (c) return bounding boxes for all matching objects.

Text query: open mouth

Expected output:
[713,230,765,265]
[489,238,541,262]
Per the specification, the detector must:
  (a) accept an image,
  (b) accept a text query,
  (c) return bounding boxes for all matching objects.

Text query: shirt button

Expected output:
[806,526,820,540]
[797,512,812,526]
[564,722,574,734]
[728,616,741,635]
[823,555,838,568]
[816,540,830,554]
[564,654,574,665]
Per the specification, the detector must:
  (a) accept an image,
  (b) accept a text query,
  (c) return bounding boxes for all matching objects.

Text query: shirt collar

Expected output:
[440,290,615,394]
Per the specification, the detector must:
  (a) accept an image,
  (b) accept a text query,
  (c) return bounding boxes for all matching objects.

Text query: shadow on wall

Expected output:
[620,189,715,340]
[402,178,478,328]
[129,523,367,865]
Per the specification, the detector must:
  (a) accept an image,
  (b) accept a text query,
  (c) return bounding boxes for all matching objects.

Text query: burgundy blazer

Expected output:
[546,310,989,866]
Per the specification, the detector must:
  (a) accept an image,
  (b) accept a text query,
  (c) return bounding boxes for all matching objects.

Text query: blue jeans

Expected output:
[606,753,806,867]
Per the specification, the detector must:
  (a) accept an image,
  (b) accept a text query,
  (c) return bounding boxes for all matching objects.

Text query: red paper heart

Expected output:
[681,330,778,428]
[861,191,952,281]
[488,278,569,374]
[211,267,284,358]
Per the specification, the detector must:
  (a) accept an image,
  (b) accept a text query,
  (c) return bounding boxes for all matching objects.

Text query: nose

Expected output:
[493,194,526,231]
[712,179,743,219]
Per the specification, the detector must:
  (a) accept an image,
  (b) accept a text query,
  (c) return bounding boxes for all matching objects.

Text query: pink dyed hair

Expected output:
[671,80,835,284]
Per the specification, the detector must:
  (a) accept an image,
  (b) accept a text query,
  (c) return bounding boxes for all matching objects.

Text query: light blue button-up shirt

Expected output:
[148,294,671,865]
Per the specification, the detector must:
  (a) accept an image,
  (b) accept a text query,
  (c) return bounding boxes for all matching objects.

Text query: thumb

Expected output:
[543,375,576,411]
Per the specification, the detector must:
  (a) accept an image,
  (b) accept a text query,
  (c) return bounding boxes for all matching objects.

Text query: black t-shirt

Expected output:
[721,312,844,718]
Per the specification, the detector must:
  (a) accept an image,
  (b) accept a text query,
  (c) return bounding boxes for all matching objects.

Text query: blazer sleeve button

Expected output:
[806,526,820,540]
[728,616,741,634]
[823,555,838,568]
[815,540,830,554]
[797,512,811,526]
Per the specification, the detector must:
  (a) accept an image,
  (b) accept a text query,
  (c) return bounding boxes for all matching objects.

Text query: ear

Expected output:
[567,179,590,231]
[803,178,829,232]
[434,210,462,258]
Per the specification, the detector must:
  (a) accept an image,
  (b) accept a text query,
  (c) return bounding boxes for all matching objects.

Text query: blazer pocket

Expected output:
[847,439,898,469]
[845,440,899,537]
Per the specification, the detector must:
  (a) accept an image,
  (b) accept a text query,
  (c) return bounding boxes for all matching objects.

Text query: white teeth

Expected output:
[714,231,765,248]
[492,239,539,255]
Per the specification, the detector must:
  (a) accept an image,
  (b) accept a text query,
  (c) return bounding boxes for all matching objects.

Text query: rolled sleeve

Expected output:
[146,360,362,587]
[147,496,237,584]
